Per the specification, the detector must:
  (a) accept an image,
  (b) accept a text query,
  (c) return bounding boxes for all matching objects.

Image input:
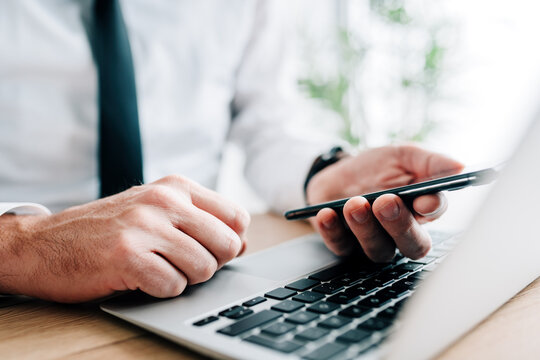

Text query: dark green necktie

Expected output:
[91,0,144,197]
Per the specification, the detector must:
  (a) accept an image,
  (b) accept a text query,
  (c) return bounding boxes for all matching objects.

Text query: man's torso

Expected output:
[0,0,256,211]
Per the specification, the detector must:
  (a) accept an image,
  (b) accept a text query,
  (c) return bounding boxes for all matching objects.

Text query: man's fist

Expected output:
[0,175,250,303]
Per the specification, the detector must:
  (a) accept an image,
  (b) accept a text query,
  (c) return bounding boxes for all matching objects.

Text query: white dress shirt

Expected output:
[0,0,334,214]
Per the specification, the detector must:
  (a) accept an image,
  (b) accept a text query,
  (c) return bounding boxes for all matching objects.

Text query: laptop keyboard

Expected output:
[192,232,457,360]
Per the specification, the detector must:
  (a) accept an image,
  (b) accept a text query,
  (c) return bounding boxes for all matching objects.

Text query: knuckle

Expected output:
[162,174,190,188]
[123,183,144,195]
[168,274,188,297]
[135,258,185,298]
[111,231,137,263]
[193,257,218,284]
[223,233,242,260]
[144,185,174,205]
[125,206,152,222]
[146,267,174,298]
[232,208,251,233]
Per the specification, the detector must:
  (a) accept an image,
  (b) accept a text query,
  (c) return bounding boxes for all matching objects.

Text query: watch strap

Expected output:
[304,146,347,203]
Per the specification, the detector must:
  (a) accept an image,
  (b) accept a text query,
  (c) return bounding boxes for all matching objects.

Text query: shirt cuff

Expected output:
[0,203,52,217]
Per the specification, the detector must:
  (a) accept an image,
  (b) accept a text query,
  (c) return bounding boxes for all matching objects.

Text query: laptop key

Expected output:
[220,306,251,319]
[415,256,437,265]
[292,291,325,303]
[339,305,371,318]
[261,322,296,336]
[390,281,412,296]
[357,279,380,292]
[357,294,391,308]
[265,288,297,300]
[227,308,254,319]
[378,306,399,320]
[219,305,242,317]
[411,271,430,281]
[304,342,347,360]
[286,278,320,291]
[383,268,409,279]
[312,283,344,295]
[193,315,219,327]
[318,315,351,329]
[345,283,377,297]
[295,327,329,341]
[244,335,303,353]
[337,329,372,343]
[395,262,423,272]
[376,288,401,299]
[396,277,418,290]
[217,309,282,336]
[427,249,447,258]
[327,291,358,304]
[308,264,347,281]
[373,289,394,302]
[371,275,394,287]
[285,311,319,325]
[393,298,408,309]
[307,301,340,314]
[243,296,267,307]
[358,317,392,331]
[329,274,358,287]
[271,300,304,313]
[391,253,406,264]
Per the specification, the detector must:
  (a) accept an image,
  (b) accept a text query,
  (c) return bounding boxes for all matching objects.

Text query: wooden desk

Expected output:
[1,213,539,359]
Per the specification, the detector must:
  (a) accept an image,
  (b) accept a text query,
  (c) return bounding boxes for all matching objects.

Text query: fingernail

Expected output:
[322,216,337,230]
[418,194,447,217]
[351,206,368,224]
[379,199,400,220]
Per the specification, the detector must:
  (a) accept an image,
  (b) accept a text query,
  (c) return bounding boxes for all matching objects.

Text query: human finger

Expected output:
[129,252,189,298]
[397,145,464,179]
[315,208,356,256]
[154,225,221,285]
[154,176,250,246]
[412,192,448,224]
[140,180,247,262]
[372,194,431,259]
[342,196,396,262]
[172,204,243,266]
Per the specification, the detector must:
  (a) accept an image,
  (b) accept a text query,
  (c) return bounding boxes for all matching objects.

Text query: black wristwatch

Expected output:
[304,146,347,202]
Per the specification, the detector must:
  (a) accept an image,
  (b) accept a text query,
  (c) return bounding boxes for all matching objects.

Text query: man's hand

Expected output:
[0,175,250,303]
[306,145,464,262]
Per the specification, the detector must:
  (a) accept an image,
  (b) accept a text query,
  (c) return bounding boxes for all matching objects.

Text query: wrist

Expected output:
[304,146,349,205]
[0,214,47,295]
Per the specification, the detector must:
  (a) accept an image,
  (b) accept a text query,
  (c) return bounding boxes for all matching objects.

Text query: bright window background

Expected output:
[218,0,540,230]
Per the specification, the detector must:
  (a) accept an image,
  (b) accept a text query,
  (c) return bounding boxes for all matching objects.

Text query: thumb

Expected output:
[397,145,464,179]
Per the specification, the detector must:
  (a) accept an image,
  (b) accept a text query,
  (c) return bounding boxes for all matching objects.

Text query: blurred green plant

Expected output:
[298,30,366,147]
[298,0,449,146]
[370,0,412,24]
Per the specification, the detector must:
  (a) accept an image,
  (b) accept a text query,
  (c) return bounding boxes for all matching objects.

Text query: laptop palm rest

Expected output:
[101,234,337,324]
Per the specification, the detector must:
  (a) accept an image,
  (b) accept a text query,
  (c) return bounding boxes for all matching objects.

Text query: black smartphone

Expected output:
[284,166,499,221]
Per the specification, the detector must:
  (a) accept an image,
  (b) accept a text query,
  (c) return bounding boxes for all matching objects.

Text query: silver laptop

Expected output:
[101,112,540,359]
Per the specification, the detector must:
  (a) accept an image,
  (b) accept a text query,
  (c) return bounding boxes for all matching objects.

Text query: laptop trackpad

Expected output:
[225,234,339,282]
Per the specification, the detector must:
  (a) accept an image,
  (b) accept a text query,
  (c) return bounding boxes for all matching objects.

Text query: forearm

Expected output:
[0,214,43,295]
